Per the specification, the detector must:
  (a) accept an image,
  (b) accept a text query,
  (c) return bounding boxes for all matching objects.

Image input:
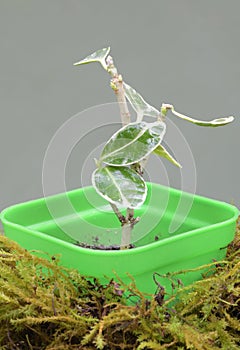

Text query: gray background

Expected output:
[0,0,239,212]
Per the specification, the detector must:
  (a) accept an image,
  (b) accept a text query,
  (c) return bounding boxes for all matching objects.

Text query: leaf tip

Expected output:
[225,115,235,123]
[73,60,83,66]
[212,115,235,126]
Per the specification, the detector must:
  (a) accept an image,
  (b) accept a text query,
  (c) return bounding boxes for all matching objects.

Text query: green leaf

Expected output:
[123,82,160,120]
[154,145,182,168]
[100,121,166,166]
[92,166,147,209]
[73,47,110,70]
[171,107,234,127]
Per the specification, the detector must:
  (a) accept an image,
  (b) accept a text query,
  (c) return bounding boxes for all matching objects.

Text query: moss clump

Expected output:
[0,219,239,349]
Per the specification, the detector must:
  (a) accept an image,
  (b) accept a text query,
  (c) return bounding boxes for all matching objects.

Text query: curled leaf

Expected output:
[100,121,166,166]
[123,82,160,121]
[92,166,147,209]
[154,145,182,168]
[74,47,110,70]
[170,106,234,127]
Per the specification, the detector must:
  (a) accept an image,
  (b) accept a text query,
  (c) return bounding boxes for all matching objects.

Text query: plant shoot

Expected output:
[74,47,234,249]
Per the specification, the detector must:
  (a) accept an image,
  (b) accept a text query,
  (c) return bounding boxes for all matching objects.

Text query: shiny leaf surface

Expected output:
[100,121,166,166]
[92,166,147,208]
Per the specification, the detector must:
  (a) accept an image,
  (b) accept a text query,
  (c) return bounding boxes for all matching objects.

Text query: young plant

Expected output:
[74,47,234,249]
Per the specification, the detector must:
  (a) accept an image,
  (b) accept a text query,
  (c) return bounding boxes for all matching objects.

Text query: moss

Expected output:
[0,217,239,349]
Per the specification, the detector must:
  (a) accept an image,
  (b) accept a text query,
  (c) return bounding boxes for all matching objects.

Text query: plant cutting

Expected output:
[73,47,234,249]
[1,47,238,296]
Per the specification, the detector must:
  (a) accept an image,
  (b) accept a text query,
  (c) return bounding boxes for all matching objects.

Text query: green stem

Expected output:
[160,103,173,120]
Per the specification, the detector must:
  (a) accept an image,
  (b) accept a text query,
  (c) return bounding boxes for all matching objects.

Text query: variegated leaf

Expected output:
[123,82,160,120]
[74,47,110,70]
[171,107,234,127]
[100,121,166,166]
[154,144,182,168]
[92,166,147,209]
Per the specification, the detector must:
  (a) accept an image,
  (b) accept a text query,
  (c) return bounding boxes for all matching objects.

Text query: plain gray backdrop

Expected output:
[0,0,239,212]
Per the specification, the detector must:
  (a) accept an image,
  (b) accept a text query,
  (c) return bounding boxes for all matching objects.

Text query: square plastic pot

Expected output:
[1,183,238,295]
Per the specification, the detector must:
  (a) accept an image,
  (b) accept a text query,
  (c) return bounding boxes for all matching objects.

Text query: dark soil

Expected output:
[74,241,135,250]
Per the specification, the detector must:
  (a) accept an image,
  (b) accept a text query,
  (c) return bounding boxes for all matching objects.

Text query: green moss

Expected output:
[0,218,239,349]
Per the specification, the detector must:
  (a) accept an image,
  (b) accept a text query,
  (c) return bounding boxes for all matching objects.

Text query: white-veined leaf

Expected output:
[154,145,182,168]
[171,107,234,127]
[73,47,110,70]
[100,121,166,166]
[123,82,160,121]
[92,166,147,209]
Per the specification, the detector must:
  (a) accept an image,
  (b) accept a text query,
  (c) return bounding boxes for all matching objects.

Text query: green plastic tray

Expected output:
[1,183,238,295]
